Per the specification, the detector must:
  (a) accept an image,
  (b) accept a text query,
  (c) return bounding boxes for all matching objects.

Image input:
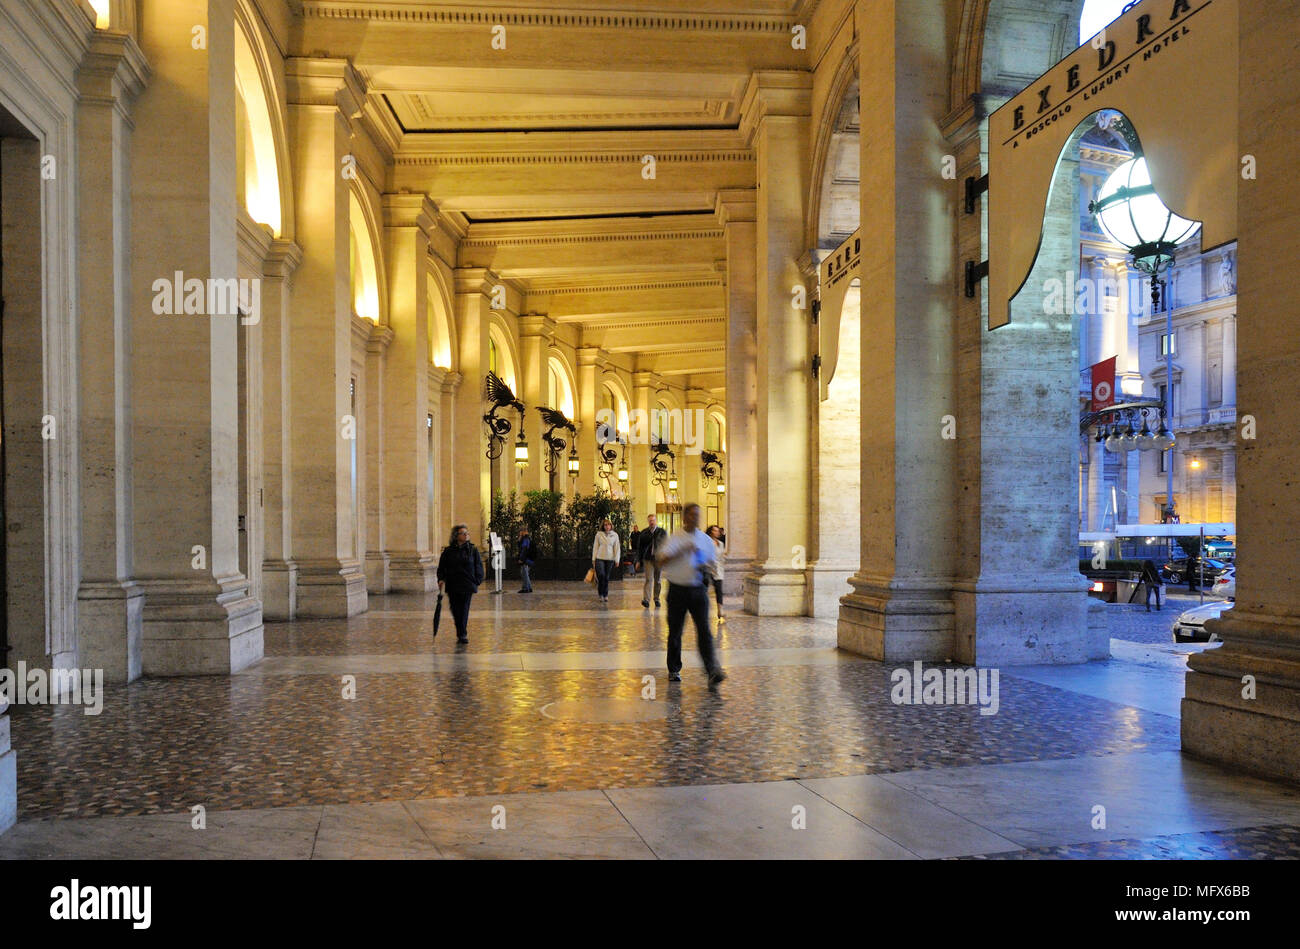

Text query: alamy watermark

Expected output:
[151,271,261,324]
[890,661,1000,716]
[0,662,104,715]
[596,407,705,455]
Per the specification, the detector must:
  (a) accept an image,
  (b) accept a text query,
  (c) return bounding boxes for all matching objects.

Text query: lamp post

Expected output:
[1090,155,1200,522]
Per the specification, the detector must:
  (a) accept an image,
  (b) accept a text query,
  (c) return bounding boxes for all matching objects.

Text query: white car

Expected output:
[1172,600,1233,643]
[1211,568,1235,599]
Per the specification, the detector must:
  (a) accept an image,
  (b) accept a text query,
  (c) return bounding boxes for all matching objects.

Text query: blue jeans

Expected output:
[594,559,615,597]
[520,563,533,592]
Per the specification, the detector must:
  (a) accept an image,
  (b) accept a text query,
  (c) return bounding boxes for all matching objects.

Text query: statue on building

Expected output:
[1219,253,1236,296]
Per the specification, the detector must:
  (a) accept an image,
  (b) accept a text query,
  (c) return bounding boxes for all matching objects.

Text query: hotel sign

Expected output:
[987,0,1238,329]
[817,229,860,402]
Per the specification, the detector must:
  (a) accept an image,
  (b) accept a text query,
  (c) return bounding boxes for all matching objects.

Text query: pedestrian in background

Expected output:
[657,503,725,689]
[638,514,667,609]
[1140,559,1163,612]
[437,524,485,643]
[592,518,620,604]
[630,524,641,571]
[706,524,726,625]
[518,525,536,594]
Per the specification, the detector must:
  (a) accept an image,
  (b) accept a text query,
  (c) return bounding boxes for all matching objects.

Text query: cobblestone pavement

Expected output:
[3,581,1295,860]
[1096,592,1230,646]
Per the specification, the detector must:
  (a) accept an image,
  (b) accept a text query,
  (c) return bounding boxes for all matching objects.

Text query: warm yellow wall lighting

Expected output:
[89,0,110,29]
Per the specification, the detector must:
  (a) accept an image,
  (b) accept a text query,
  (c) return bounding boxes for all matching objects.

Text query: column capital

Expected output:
[77,30,150,106]
[518,314,557,339]
[632,371,658,391]
[366,321,395,355]
[285,57,367,118]
[576,347,607,369]
[440,371,463,395]
[714,189,757,226]
[263,239,305,279]
[383,193,441,237]
[738,70,813,146]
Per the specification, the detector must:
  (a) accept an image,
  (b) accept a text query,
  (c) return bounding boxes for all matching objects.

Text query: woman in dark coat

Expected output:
[437,524,485,643]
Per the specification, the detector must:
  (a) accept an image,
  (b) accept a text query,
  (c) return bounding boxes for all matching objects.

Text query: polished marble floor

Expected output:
[2,581,1297,859]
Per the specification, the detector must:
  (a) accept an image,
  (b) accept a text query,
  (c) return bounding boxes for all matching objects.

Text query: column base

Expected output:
[952,573,1103,665]
[0,705,14,835]
[364,552,391,595]
[721,558,754,598]
[262,560,297,621]
[742,565,807,616]
[1182,609,1300,785]
[837,573,955,661]
[294,559,368,618]
[385,551,437,594]
[76,580,146,684]
[806,560,856,620]
[140,576,264,676]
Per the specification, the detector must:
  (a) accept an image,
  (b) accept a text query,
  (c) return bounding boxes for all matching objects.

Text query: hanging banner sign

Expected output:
[987,0,1238,330]
[817,228,860,402]
[1090,356,1118,412]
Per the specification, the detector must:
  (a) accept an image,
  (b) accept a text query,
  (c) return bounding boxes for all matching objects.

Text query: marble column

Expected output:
[379,195,437,592]
[260,240,304,620]
[363,321,392,593]
[283,58,367,617]
[682,394,708,510]
[1183,1,1300,782]
[718,192,758,599]
[576,348,603,497]
[130,0,262,673]
[630,374,655,526]
[74,31,148,682]
[839,0,959,659]
[518,315,555,495]
[453,271,494,539]
[739,74,812,616]
[438,371,462,544]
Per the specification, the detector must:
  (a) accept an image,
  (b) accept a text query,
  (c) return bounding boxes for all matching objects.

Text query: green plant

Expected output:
[523,489,564,559]
[488,490,523,550]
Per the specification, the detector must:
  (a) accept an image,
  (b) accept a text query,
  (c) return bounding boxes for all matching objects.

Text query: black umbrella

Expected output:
[433,592,443,637]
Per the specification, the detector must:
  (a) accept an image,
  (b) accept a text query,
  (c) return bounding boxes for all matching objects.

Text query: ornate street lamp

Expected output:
[1090,154,1200,518]
[700,450,725,490]
[567,446,580,477]
[483,372,525,461]
[514,430,529,469]
[650,441,675,491]
[537,407,577,475]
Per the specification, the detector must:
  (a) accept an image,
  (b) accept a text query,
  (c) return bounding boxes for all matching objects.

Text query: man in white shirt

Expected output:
[655,503,726,688]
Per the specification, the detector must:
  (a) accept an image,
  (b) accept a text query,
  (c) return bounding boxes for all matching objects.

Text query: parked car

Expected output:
[1162,557,1229,585]
[1172,600,1233,643]
[1211,567,1236,599]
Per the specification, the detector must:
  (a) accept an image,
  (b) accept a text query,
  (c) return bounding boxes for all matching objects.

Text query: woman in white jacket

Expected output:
[706,525,726,624]
[591,519,621,603]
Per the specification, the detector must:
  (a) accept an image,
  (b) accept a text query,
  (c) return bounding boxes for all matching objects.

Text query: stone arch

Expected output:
[234,0,293,239]
[600,370,632,433]
[427,262,457,371]
[487,316,520,391]
[347,187,386,324]
[546,350,578,420]
[806,44,859,251]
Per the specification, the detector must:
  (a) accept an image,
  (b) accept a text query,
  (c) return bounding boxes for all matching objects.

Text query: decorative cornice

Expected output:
[396,149,752,167]
[299,2,796,34]
[714,189,757,225]
[285,56,366,113]
[77,30,150,107]
[263,239,305,278]
[528,277,724,296]
[461,223,723,249]
[739,69,813,145]
[366,321,396,354]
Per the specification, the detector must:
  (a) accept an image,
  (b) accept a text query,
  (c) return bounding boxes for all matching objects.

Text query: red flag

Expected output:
[1090,357,1117,413]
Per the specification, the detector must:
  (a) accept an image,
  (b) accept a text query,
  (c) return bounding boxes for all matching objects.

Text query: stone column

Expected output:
[379,195,437,592]
[453,271,494,539]
[718,192,758,598]
[363,321,392,593]
[739,73,812,616]
[74,31,148,682]
[130,0,262,673]
[438,372,462,543]
[518,315,555,494]
[839,0,959,659]
[283,58,367,617]
[1183,1,1300,782]
[682,394,708,510]
[260,240,303,620]
[630,373,655,525]
[576,348,603,498]
[1222,312,1237,409]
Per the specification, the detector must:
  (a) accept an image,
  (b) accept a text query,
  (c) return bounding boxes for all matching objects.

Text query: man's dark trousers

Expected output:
[666,582,719,675]
[447,588,474,638]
